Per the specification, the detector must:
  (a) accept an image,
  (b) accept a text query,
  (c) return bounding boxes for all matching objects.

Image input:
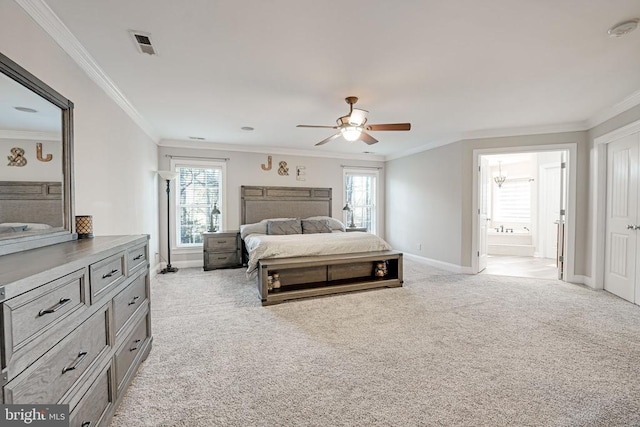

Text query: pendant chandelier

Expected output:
[494,161,507,188]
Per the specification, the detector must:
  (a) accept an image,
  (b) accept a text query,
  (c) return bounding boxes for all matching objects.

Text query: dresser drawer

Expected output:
[2,269,87,366]
[126,242,148,275]
[4,304,110,404]
[113,271,148,337]
[204,235,238,252]
[69,362,112,427]
[204,251,239,268]
[89,252,125,303]
[115,314,149,393]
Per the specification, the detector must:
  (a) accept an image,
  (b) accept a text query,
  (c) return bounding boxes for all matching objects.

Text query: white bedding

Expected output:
[244,231,392,277]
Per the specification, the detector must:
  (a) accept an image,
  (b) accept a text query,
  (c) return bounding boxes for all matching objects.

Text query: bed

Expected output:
[0,181,62,235]
[241,185,403,305]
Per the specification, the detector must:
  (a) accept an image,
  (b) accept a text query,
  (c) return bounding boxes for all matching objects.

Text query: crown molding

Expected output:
[158,139,386,162]
[0,130,60,141]
[16,0,160,143]
[587,88,640,129]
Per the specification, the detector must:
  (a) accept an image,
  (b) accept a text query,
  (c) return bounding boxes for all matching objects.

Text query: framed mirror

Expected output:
[0,52,75,256]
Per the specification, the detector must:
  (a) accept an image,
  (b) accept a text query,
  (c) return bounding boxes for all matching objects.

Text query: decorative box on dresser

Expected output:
[0,235,151,427]
[203,231,242,270]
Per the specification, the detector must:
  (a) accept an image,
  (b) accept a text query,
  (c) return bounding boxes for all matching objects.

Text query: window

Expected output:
[493,178,530,223]
[344,169,378,233]
[171,160,226,247]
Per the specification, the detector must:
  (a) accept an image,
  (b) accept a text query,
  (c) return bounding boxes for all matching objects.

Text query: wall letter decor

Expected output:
[296,166,306,181]
[278,161,289,176]
[36,143,53,162]
[7,147,27,167]
[261,155,272,171]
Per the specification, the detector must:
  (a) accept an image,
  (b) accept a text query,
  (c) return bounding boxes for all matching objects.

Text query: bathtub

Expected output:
[487,230,534,256]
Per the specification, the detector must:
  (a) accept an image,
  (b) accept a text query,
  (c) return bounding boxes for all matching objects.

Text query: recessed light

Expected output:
[608,19,639,38]
[188,136,205,140]
[14,106,37,113]
[241,126,254,131]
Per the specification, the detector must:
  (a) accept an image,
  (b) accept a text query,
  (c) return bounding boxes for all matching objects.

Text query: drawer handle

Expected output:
[81,422,91,427]
[62,351,88,374]
[133,254,143,261]
[102,269,118,279]
[38,298,71,316]
[217,257,228,260]
[128,295,140,306]
[217,241,228,244]
[129,339,141,352]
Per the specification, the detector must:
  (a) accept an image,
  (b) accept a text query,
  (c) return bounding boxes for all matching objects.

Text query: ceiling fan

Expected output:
[297,96,411,146]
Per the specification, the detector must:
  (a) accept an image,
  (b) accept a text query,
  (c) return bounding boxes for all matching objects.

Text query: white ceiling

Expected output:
[35,0,640,158]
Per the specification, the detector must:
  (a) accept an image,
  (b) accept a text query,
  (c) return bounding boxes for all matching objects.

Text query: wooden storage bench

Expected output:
[257,250,403,305]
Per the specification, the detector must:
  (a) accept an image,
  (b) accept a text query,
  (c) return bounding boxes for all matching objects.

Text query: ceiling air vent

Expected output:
[130,31,157,55]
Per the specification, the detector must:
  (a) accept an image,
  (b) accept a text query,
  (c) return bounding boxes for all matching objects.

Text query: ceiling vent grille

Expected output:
[130,31,157,55]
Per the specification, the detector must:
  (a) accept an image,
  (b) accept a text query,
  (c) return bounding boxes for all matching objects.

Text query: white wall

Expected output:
[0,2,160,265]
[385,142,463,268]
[158,142,385,267]
[386,132,589,275]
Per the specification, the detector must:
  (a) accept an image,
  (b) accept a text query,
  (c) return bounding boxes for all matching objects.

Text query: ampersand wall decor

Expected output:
[7,147,27,167]
[278,161,289,176]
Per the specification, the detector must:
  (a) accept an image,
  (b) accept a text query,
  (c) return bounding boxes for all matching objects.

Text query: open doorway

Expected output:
[476,150,568,280]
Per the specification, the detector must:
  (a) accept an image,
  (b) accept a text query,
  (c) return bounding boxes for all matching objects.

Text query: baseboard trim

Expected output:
[403,253,471,274]
[572,274,597,289]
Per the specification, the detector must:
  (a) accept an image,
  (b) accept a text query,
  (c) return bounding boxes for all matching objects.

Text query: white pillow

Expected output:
[240,222,267,239]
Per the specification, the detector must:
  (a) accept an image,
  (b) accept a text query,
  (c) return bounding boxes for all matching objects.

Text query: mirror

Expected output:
[0,52,74,256]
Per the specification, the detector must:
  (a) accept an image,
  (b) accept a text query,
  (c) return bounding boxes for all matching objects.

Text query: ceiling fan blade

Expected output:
[297,125,338,129]
[360,132,378,145]
[349,108,368,126]
[315,133,341,146]
[365,123,411,131]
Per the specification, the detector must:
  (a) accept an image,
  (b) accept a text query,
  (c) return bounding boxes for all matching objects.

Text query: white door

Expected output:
[604,134,639,303]
[478,157,490,272]
[540,164,561,259]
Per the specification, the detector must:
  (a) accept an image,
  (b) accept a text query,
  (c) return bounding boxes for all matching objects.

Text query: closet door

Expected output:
[604,133,640,303]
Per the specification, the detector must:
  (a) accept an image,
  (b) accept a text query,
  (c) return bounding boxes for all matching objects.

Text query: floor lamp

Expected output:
[158,170,179,274]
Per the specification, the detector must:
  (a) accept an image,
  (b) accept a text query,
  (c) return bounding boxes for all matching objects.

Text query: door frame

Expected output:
[593,118,640,290]
[539,161,562,259]
[471,143,577,282]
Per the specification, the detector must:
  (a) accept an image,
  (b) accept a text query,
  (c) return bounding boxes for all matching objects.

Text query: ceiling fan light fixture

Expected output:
[349,108,368,126]
[341,126,362,141]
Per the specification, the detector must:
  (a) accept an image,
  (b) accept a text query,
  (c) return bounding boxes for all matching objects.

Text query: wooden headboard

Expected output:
[241,186,332,224]
[0,181,63,226]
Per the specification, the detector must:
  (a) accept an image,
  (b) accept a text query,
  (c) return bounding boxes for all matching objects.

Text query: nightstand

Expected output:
[203,231,242,270]
[346,227,368,232]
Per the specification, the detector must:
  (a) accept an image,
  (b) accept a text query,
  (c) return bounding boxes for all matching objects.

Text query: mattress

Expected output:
[244,231,392,277]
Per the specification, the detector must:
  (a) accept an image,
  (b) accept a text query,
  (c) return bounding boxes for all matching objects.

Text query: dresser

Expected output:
[202,231,242,270]
[0,235,151,427]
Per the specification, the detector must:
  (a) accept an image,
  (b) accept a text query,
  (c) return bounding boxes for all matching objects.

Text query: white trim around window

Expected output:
[343,168,381,235]
[169,158,227,253]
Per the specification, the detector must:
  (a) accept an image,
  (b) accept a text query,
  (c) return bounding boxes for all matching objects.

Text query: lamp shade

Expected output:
[342,204,351,211]
[158,170,179,181]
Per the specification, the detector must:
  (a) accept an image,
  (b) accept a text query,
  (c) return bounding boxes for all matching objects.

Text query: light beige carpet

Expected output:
[110,260,640,427]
